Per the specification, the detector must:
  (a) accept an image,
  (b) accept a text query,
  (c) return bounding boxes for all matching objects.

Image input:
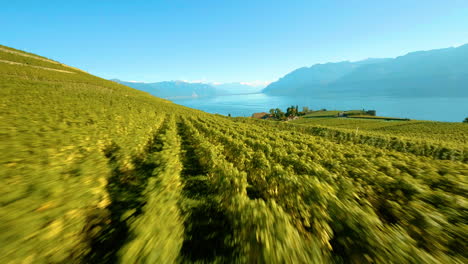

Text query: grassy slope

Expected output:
[0,45,194,262]
[302,110,341,117]
[1,45,467,264]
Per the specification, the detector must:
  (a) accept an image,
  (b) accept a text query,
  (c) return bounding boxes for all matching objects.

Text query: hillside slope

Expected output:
[290,117,468,148]
[263,44,468,97]
[1,45,467,264]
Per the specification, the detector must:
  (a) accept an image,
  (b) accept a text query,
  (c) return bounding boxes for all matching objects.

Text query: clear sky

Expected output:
[2,0,467,85]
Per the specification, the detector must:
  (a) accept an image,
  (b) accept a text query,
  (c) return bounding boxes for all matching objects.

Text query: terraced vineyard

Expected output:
[1,45,467,263]
[290,117,468,147]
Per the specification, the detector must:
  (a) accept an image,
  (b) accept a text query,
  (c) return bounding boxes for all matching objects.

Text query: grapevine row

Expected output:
[237,118,467,162]
[118,115,185,263]
[189,115,467,263]
[179,117,322,263]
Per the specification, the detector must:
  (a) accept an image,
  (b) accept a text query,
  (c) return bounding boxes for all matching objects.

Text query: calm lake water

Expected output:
[171,93,468,122]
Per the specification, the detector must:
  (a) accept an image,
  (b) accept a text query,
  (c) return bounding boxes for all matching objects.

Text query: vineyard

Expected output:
[1,45,468,263]
[290,117,468,147]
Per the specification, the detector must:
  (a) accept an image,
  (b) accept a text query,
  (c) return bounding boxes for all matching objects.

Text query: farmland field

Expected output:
[1,45,467,263]
[290,117,468,148]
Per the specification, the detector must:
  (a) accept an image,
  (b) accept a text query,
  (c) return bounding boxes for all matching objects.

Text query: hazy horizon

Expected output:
[113,43,467,87]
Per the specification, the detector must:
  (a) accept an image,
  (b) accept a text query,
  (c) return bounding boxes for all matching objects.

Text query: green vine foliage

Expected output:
[1,45,467,263]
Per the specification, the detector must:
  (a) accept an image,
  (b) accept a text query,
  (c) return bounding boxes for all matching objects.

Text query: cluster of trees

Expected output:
[269,105,311,120]
[464,117,468,123]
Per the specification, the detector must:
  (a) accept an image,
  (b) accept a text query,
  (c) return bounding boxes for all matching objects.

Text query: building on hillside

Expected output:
[286,116,299,121]
[251,112,270,119]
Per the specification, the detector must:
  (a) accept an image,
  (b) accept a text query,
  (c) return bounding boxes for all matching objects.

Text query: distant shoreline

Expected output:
[168,92,263,100]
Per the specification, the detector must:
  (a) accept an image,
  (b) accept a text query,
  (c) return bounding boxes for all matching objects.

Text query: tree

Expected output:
[286,106,292,117]
[286,105,298,117]
[274,108,285,119]
[464,117,468,123]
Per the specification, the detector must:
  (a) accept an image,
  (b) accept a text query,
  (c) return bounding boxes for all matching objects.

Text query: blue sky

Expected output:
[2,0,467,85]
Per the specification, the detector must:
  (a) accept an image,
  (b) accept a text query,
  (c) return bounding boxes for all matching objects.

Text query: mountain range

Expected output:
[112,80,264,99]
[111,79,225,99]
[263,44,468,97]
[211,82,264,94]
[114,44,468,99]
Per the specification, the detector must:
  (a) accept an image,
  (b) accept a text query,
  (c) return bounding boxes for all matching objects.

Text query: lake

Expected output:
[171,93,468,122]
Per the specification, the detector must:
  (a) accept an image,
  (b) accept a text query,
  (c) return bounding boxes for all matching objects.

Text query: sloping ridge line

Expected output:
[0,47,85,73]
[0,59,75,74]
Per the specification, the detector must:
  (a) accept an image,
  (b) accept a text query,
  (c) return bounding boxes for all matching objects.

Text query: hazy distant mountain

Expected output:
[212,82,264,94]
[112,79,264,98]
[112,79,227,98]
[263,44,468,97]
